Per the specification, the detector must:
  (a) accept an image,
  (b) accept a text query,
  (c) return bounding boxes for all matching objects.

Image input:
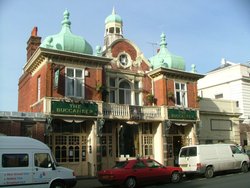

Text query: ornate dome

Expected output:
[149,33,185,71]
[40,10,93,55]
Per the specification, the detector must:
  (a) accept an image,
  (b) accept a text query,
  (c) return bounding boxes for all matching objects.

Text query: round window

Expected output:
[119,54,128,66]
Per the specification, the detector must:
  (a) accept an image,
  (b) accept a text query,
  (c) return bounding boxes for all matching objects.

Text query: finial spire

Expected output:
[160,32,167,48]
[112,6,116,14]
[61,9,71,29]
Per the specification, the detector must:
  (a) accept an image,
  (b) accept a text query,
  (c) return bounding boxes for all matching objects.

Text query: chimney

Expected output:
[26,27,41,61]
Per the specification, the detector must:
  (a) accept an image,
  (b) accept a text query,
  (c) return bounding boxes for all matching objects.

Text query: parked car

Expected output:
[97,158,182,188]
[179,144,249,178]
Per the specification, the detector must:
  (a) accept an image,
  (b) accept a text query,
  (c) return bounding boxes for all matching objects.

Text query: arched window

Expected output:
[119,81,131,104]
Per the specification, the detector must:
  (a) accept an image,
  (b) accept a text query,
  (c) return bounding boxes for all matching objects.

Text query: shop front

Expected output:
[44,100,199,173]
[99,121,155,169]
[163,108,199,166]
[45,100,100,176]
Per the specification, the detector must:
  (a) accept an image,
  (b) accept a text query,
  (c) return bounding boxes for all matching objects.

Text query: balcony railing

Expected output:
[103,103,163,121]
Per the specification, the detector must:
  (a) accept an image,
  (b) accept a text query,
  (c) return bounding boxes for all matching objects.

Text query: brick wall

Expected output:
[0,121,21,135]
[18,62,48,112]
[85,68,103,101]
[0,121,46,142]
[18,73,32,111]
[152,78,199,108]
[112,41,137,60]
[154,78,167,105]
[187,81,199,108]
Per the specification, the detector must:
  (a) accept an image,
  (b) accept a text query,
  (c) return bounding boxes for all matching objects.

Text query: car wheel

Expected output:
[50,181,65,188]
[204,166,214,178]
[124,177,136,188]
[171,171,181,183]
[241,162,248,173]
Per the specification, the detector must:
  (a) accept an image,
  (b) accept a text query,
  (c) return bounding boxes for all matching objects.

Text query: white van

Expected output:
[0,136,77,188]
[178,144,249,178]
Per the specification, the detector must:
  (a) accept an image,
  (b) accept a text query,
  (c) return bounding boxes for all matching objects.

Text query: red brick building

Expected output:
[0,111,46,142]
[17,9,203,176]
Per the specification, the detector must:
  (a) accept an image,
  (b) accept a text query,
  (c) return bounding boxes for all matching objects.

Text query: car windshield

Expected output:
[112,161,128,169]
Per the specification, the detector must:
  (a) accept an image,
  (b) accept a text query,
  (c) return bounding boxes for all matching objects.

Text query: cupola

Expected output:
[40,10,93,55]
[104,7,123,50]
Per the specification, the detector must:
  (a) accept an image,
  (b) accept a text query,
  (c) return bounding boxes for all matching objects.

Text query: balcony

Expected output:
[103,103,164,121]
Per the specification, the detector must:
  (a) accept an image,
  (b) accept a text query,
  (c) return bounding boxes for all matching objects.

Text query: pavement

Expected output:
[75,176,106,188]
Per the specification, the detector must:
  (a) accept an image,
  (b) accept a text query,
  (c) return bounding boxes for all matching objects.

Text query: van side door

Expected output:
[33,153,54,186]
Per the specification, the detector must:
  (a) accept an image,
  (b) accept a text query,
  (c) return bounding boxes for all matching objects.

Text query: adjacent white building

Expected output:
[198,98,241,145]
[198,58,250,145]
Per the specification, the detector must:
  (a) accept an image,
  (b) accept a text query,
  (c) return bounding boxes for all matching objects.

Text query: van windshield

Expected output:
[180,147,197,157]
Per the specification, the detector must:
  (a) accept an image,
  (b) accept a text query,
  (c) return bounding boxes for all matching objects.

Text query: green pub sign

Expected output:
[168,109,197,120]
[51,101,98,116]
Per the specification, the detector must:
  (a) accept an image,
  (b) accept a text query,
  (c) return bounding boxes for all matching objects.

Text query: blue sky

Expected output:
[0,0,249,111]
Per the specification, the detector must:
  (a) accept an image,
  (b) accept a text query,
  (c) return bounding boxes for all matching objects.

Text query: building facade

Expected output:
[198,59,250,146]
[18,10,204,176]
[199,98,241,144]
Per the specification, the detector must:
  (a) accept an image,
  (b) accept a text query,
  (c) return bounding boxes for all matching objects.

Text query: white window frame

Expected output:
[175,82,187,107]
[108,76,142,105]
[141,123,153,157]
[119,80,131,104]
[65,67,85,98]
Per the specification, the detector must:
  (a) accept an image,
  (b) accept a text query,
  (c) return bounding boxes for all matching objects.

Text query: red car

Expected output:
[97,158,183,188]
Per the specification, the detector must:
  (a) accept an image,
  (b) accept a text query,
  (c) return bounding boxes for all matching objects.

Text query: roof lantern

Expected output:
[103,7,123,50]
